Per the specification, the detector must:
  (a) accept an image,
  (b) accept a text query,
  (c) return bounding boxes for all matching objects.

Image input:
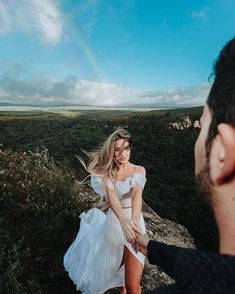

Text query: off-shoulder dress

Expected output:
[63,172,147,294]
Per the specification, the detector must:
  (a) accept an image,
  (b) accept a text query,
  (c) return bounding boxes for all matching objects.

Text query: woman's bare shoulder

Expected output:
[132,164,146,176]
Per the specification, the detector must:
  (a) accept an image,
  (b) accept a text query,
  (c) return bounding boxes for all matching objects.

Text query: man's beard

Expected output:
[195,161,214,209]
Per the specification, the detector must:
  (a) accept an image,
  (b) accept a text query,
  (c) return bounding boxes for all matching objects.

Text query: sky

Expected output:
[0,0,234,107]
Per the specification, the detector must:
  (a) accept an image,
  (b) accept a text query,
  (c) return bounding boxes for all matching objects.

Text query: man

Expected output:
[138,37,235,293]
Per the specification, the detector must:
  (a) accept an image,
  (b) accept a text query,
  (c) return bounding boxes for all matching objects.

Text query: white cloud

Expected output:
[0,86,9,98]
[70,80,140,106]
[0,0,63,45]
[0,70,210,107]
[31,0,63,44]
[189,6,210,21]
[0,1,11,34]
[141,84,210,107]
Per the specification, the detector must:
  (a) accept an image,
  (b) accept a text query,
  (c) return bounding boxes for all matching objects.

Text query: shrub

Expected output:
[0,147,85,293]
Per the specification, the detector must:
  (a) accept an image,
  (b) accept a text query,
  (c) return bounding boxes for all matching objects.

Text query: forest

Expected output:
[0,107,218,293]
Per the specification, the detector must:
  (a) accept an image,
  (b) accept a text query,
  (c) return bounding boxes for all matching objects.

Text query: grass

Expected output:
[0,147,88,293]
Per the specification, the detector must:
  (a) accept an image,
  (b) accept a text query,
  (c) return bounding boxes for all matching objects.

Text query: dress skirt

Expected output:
[63,207,146,294]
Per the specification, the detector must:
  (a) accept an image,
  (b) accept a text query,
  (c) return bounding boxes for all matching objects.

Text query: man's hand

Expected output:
[137,234,150,256]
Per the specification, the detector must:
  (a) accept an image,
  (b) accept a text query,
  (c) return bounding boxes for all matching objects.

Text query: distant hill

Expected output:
[0,101,36,107]
[0,102,14,106]
[0,101,204,109]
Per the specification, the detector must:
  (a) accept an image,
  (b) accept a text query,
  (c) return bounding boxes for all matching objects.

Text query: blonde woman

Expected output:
[64,127,147,293]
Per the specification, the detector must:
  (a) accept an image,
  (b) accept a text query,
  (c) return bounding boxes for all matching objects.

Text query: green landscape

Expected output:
[0,107,218,293]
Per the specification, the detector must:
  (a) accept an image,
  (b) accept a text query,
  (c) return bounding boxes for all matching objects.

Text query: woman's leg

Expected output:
[123,246,143,294]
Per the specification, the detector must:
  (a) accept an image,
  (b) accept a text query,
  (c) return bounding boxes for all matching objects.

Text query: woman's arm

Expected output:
[132,186,143,221]
[106,185,125,220]
[107,186,141,242]
[131,166,146,223]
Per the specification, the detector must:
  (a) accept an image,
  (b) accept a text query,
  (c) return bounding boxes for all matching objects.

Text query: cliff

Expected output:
[77,184,195,293]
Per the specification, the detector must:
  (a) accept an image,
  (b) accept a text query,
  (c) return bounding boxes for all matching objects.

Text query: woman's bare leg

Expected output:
[120,286,127,294]
[123,246,143,294]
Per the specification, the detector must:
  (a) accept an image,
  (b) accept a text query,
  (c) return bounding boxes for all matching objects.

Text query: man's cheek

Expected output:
[195,138,202,174]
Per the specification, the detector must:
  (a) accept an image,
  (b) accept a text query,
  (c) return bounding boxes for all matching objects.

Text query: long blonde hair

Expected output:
[79,127,132,209]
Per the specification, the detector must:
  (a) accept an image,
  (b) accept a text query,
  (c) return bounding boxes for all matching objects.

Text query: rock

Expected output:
[140,202,195,293]
[168,116,201,130]
[77,185,195,293]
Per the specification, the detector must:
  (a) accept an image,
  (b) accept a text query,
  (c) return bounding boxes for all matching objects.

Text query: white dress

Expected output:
[63,172,147,294]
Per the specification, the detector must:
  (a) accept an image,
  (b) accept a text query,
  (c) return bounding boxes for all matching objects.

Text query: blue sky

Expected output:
[0,0,234,107]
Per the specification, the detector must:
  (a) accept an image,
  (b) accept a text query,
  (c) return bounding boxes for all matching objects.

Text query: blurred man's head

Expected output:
[195,37,235,208]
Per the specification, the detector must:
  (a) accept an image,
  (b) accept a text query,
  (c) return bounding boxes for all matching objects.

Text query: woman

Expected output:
[64,127,147,293]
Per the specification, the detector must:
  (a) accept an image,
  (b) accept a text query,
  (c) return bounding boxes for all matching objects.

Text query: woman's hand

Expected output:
[132,218,143,235]
[131,218,143,252]
[119,218,142,243]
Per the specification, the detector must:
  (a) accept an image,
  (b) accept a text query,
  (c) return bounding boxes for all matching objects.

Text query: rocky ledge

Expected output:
[77,185,195,293]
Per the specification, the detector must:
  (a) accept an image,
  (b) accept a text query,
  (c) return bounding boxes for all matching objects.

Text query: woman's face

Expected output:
[114,138,131,164]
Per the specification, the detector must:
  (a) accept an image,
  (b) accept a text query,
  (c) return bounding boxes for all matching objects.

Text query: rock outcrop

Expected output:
[169,116,200,130]
[139,202,195,292]
[77,184,195,293]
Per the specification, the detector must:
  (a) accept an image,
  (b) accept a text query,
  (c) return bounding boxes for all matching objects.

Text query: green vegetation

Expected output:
[0,147,88,293]
[0,107,218,293]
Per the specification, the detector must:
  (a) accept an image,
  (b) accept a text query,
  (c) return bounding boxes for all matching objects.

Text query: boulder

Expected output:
[77,184,195,293]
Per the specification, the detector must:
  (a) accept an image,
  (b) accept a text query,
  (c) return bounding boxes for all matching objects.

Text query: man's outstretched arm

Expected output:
[147,240,182,279]
[138,235,185,280]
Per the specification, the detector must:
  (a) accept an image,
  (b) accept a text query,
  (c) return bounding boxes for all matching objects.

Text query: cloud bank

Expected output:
[0,73,210,108]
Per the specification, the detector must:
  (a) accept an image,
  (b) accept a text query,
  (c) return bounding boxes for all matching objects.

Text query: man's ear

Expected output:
[209,123,235,185]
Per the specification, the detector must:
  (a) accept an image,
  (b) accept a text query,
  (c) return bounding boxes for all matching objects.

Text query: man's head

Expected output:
[195,37,235,208]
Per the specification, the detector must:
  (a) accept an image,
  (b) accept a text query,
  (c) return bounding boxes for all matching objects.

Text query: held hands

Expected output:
[119,217,150,256]
[119,218,142,243]
[131,219,150,256]
[136,234,150,256]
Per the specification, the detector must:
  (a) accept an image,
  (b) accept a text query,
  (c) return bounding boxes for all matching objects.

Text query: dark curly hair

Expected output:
[206,37,235,152]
